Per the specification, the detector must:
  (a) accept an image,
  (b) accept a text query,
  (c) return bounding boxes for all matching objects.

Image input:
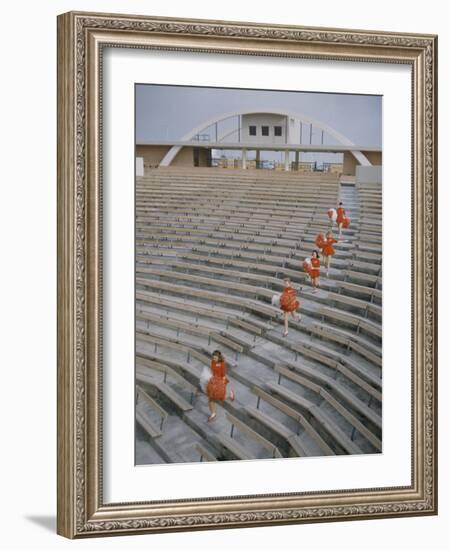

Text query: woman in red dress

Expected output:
[336,201,349,237]
[206,350,235,422]
[279,277,300,337]
[321,231,338,277]
[309,250,321,292]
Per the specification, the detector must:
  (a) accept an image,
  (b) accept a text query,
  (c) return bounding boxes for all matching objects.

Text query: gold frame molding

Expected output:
[57,10,438,539]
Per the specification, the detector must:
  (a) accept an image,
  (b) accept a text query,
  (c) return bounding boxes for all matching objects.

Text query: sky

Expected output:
[136,84,382,148]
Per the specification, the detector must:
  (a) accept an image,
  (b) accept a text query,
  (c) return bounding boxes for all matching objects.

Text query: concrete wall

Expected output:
[136,144,210,171]
[364,151,382,165]
[343,151,358,176]
[242,113,288,145]
[136,145,171,169]
[356,165,383,185]
[170,146,194,167]
[343,150,383,175]
[171,146,210,167]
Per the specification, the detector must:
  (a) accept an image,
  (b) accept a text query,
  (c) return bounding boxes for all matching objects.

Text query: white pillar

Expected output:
[242,148,247,169]
[136,157,144,176]
[284,150,290,171]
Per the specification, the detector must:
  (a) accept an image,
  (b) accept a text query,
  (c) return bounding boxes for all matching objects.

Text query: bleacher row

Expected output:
[134,167,382,464]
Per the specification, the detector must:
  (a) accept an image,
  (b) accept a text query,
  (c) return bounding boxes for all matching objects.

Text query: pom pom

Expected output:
[200,366,212,394]
[271,294,281,308]
[303,258,311,273]
[315,233,325,248]
[343,217,350,229]
[328,208,337,221]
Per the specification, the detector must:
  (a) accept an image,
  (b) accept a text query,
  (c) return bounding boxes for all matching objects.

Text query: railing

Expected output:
[207,158,344,172]
[291,162,314,172]
[192,133,211,142]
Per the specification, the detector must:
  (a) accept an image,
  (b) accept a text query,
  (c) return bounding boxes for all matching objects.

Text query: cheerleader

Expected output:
[336,201,350,237]
[309,250,321,292]
[204,350,235,423]
[279,277,300,337]
[321,231,338,277]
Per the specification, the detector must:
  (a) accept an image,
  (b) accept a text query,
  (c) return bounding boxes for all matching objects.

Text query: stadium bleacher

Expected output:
[134,167,382,465]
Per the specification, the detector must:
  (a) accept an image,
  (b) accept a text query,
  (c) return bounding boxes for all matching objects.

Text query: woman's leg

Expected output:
[338,222,343,237]
[326,256,331,276]
[226,387,235,401]
[283,311,289,335]
[207,399,217,421]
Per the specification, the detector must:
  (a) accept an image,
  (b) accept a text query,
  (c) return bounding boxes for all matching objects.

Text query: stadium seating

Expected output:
[135,167,382,463]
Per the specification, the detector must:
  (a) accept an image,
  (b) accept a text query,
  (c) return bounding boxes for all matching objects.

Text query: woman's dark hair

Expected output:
[212,350,223,361]
[312,249,320,258]
[339,201,343,206]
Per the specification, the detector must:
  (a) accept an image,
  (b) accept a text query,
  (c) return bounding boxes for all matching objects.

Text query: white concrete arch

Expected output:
[159,108,372,167]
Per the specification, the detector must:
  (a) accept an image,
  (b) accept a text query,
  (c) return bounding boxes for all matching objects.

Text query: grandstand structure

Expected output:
[135,165,382,465]
[136,110,382,176]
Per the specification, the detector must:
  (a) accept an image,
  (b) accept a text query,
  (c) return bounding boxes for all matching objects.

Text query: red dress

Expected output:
[206,360,229,401]
[322,237,338,256]
[280,287,299,313]
[310,257,320,278]
[336,207,346,225]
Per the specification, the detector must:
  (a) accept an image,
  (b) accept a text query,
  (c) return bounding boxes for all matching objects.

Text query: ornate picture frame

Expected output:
[57,11,437,538]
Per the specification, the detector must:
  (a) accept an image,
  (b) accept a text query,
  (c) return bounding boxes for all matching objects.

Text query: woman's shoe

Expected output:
[283,330,288,337]
[230,390,235,402]
[207,413,217,422]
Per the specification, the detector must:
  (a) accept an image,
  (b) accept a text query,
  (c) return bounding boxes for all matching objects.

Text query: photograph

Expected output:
[1,0,444,545]
[134,84,383,465]
[55,9,437,537]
